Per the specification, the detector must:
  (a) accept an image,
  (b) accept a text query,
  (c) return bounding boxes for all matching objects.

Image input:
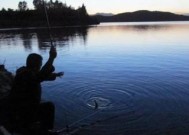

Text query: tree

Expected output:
[47,0,65,10]
[18,1,28,11]
[1,8,6,12]
[78,4,88,16]
[54,0,63,9]
[8,8,14,12]
[33,0,44,10]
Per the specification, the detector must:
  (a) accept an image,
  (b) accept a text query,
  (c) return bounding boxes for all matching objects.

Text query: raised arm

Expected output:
[38,46,63,81]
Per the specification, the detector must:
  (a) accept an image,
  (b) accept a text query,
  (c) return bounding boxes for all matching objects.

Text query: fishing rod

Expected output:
[43,0,54,47]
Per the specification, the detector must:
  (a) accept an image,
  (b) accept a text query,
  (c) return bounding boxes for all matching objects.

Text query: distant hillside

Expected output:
[183,13,189,16]
[96,10,189,22]
[95,13,114,16]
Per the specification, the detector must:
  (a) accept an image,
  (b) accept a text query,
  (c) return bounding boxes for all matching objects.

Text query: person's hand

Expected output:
[55,72,64,77]
[49,46,57,59]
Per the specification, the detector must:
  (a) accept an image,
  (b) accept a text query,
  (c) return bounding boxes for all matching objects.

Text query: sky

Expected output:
[1,0,189,15]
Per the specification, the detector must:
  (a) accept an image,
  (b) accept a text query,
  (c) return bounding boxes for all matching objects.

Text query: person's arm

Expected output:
[42,72,64,81]
[38,46,57,81]
[41,45,57,73]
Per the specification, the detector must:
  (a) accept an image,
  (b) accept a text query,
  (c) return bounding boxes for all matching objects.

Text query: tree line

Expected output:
[0,0,99,28]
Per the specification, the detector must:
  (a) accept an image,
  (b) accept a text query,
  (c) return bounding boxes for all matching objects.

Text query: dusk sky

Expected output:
[1,0,189,15]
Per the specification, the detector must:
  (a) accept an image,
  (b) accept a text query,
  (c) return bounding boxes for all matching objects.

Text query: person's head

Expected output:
[26,53,42,71]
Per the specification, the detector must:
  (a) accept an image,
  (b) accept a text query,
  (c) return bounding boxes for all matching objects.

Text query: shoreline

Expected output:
[0,24,99,31]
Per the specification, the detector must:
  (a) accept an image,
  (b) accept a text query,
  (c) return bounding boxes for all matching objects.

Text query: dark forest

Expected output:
[0,0,99,28]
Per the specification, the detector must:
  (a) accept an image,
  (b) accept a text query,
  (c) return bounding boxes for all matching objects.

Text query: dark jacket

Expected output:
[4,60,57,130]
[9,63,56,112]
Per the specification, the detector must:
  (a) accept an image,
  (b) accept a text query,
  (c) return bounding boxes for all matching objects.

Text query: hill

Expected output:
[95,10,189,22]
[183,13,189,16]
[95,13,114,16]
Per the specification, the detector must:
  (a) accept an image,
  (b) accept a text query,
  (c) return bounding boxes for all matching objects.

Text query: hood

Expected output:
[16,66,27,75]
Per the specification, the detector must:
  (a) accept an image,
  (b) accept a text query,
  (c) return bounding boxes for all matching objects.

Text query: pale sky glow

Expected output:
[1,0,189,15]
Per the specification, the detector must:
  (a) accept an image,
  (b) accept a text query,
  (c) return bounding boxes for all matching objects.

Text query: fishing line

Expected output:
[69,115,120,135]
[55,108,102,134]
[3,58,6,65]
[43,0,70,132]
[53,100,100,133]
[42,2,124,134]
[43,2,77,134]
[55,109,122,134]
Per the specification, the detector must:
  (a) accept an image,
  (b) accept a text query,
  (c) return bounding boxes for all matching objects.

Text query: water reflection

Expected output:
[0,22,188,53]
[98,23,178,32]
[131,24,169,31]
[0,26,89,51]
[20,31,33,51]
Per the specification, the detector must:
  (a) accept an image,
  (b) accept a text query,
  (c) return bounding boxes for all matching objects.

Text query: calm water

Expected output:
[1,21,189,135]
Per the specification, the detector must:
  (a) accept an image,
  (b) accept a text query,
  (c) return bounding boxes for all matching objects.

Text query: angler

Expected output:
[5,46,63,135]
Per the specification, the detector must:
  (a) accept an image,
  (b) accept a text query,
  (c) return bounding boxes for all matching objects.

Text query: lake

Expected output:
[1,21,189,135]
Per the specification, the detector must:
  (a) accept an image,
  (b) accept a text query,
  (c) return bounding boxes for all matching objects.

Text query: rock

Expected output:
[0,65,14,99]
[0,126,12,135]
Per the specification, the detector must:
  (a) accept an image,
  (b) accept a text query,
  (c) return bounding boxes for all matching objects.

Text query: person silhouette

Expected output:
[8,46,63,135]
